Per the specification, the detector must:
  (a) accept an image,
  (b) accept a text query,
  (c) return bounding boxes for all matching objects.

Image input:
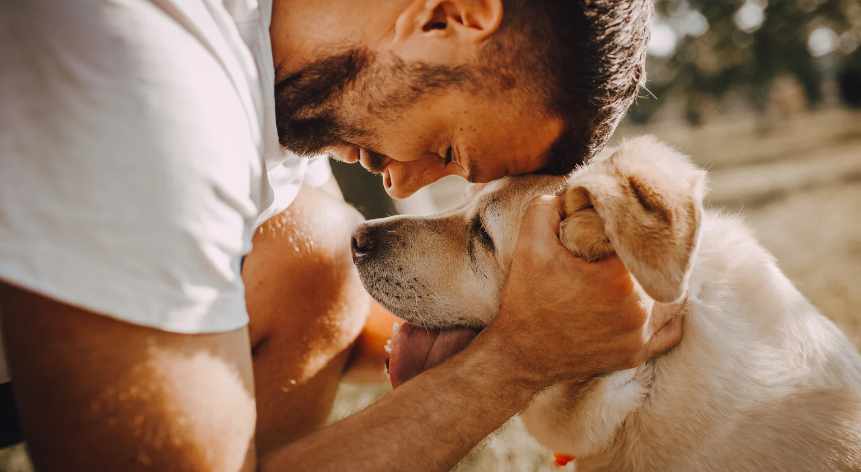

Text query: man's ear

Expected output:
[393,0,503,63]
[559,137,706,304]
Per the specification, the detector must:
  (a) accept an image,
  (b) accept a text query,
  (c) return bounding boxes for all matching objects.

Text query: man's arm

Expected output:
[0,284,258,472]
[263,328,540,472]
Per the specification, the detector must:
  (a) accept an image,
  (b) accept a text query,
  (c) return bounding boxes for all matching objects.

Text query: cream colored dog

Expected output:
[351,136,861,471]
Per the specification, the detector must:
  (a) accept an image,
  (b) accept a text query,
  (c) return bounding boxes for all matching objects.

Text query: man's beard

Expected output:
[274,48,372,156]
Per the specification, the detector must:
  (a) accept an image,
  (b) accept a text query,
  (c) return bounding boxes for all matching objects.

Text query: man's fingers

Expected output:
[511,196,572,262]
[643,316,683,360]
[521,195,564,237]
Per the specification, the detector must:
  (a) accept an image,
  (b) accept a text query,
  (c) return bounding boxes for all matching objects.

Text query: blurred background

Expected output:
[2,0,860,470]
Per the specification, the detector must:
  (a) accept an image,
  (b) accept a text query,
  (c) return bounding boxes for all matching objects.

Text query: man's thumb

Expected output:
[521,195,565,238]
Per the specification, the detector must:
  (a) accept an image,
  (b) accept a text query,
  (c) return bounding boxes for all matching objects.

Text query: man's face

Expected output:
[349,89,564,199]
[270,0,566,199]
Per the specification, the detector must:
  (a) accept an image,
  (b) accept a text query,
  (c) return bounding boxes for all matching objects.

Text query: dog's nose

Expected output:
[351,223,377,260]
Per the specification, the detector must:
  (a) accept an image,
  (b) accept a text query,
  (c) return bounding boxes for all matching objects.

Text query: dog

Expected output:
[351,136,861,471]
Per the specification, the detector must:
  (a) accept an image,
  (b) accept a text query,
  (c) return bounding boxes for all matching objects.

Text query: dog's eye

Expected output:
[473,216,495,251]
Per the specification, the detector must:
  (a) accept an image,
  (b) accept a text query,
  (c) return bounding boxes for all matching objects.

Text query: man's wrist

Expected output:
[479,306,599,393]
[462,324,549,403]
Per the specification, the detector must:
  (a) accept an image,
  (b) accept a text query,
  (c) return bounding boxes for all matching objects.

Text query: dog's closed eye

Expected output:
[472,215,495,252]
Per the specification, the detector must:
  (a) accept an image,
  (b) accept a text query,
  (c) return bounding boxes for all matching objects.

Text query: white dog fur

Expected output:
[353,136,861,471]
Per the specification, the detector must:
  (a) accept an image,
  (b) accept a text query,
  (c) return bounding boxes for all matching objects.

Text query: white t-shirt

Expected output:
[0,0,332,333]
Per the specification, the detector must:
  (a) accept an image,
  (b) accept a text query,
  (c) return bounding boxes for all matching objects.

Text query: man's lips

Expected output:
[388,322,480,388]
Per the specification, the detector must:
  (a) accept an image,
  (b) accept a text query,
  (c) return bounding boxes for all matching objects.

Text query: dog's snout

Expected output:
[351,223,377,260]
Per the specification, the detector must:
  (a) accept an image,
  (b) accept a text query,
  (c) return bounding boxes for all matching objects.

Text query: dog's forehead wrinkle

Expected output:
[481,196,504,220]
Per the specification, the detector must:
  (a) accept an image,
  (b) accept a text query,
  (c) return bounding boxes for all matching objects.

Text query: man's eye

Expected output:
[444,147,453,167]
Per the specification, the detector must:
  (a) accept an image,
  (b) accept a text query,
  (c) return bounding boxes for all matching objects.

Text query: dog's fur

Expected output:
[353,136,861,471]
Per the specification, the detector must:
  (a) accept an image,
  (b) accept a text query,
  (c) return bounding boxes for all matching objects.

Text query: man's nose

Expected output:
[384,159,462,200]
[351,223,379,262]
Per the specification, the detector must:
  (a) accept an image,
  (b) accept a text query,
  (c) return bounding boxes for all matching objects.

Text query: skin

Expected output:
[0,0,682,470]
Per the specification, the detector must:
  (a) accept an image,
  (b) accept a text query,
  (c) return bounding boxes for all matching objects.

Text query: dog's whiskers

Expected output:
[424,283,442,299]
[412,288,431,340]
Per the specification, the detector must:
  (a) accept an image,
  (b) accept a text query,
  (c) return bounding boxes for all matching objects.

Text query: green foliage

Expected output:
[635,0,860,123]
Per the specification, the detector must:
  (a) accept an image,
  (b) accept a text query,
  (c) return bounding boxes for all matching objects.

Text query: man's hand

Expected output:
[489,195,683,389]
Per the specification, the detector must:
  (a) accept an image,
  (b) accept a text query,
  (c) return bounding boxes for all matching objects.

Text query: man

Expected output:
[0,0,680,471]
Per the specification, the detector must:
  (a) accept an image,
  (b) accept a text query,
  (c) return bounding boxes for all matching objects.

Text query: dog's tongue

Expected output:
[389,323,480,388]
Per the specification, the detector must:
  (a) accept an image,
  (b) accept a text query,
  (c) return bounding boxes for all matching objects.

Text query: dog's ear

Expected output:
[559,136,706,303]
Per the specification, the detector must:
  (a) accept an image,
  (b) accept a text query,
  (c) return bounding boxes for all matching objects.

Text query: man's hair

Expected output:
[479,0,653,174]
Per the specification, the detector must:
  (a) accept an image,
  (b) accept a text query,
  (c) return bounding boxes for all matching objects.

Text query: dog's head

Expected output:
[351,136,706,386]
[352,174,566,330]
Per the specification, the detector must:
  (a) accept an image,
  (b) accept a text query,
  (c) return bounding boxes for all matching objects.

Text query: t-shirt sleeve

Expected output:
[0,0,262,333]
[302,155,334,188]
